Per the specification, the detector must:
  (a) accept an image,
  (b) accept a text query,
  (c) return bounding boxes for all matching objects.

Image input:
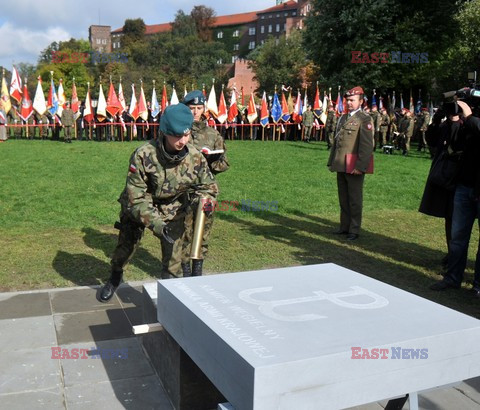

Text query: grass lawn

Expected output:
[1,138,479,319]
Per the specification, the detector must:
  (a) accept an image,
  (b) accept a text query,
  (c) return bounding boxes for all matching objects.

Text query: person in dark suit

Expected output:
[327,86,374,241]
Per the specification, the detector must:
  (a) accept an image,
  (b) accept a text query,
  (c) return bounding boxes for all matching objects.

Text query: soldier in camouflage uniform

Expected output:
[181,90,229,276]
[7,106,22,139]
[302,105,314,142]
[370,104,381,150]
[416,108,431,152]
[61,101,75,143]
[325,104,337,149]
[99,103,218,302]
[35,110,49,140]
[379,107,390,147]
[398,108,415,155]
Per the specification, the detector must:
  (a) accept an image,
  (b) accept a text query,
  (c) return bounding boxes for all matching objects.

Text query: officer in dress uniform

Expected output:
[327,86,374,241]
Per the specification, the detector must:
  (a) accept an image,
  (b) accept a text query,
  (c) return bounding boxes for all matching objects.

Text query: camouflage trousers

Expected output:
[110,213,186,284]
[181,204,214,263]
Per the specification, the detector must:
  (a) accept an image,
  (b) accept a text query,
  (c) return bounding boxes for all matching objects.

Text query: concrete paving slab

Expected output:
[0,347,61,394]
[61,337,154,387]
[116,285,144,326]
[0,316,57,352]
[410,386,480,409]
[53,309,132,345]
[50,288,120,314]
[0,292,51,319]
[65,375,173,410]
[0,386,65,409]
[457,377,480,406]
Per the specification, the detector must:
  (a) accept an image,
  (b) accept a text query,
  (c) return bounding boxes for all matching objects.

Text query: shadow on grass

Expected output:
[216,209,480,319]
[52,227,163,286]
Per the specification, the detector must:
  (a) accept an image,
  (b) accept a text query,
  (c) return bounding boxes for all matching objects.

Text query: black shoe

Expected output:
[182,262,192,277]
[333,229,348,235]
[471,287,480,298]
[346,233,359,241]
[429,280,459,291]
[98,281,118,303]
[192,259,203,276]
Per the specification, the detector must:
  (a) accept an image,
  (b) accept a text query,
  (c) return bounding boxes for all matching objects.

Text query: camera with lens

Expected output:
[442,71,480,116]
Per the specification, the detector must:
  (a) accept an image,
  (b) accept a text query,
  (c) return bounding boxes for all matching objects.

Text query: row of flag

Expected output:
[1,66,433,128]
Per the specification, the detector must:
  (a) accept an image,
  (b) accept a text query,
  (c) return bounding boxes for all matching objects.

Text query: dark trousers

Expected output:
[337,172,365,235]
[445,184,480,287]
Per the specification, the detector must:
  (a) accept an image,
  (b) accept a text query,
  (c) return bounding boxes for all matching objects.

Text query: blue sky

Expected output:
[0,0,276,69]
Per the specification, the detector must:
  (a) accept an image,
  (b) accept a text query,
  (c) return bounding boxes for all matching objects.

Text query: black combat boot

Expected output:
[192,260,203,276]
[98,269,122,303]
[181,262,192,277]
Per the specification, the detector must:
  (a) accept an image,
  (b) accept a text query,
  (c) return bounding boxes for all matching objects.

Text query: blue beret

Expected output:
[160,104,193,136]
[182,90,206,106]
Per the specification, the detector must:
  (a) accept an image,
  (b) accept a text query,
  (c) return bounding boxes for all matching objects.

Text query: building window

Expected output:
[284,23,287,31]
[96,39,101,44]
[260,15,265,19]
[275,38,280,46]
[249,27,256,35]
[217,58,223,64]
[276,13,280,17]
[248,41,255,50]
[102,39,107,44]
[232,55,237,64]
[307,4,311,12]
[276,24,280,32]
[112,43,116,49]
[292,11,297,16]
[217,31,223,39]
[233,30,239,37]
[284,12,288,17]
[233,43,239,51]
[268,25,272,33]
[260,25,265,34]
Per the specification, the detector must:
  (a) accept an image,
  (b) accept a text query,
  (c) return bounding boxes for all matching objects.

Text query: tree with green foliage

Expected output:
[304,0,461,97]
[248,30,308,93]
[172,10,196,37]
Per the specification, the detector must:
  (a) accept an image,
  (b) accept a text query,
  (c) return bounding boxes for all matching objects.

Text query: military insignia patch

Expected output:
[367,123,372,130]
[129,164,137,173]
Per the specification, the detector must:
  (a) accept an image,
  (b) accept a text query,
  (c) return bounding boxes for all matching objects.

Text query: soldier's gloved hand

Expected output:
[161,225,174,244]
[152,222,174,244]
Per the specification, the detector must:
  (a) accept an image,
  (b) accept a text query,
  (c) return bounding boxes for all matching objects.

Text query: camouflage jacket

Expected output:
[61,108,75,126]
[190,120,229,175]
[302,110,314,126]
[398,116,415,138]
[118,136,218,231]
[325,111,337,132]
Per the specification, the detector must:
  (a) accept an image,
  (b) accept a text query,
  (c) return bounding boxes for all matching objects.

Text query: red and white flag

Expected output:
[20,83,33,121]
[9,66,22,104]
[118,82,127,113]
[247,92,257,124]
[138,83,148,121]
[32,76,47,116]
[207,84,218,117]
[217,89,227,124]
[106,82,121,117]
[227,88,238,122]
[96,83,107,121]
[128,84,139,120]
[161,83,168,112]
[71,81,79,113]
[83,84,94,123]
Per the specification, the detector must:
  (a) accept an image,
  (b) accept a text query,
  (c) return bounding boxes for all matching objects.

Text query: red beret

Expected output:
[402,108,411,114]
[421,107,429,111]
[345,86,364,97]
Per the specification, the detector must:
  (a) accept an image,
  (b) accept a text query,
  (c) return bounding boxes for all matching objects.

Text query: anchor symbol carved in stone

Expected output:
[238,286,389,322]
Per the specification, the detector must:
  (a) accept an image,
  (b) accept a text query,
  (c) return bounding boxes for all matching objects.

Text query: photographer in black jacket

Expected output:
[430,100,480,297]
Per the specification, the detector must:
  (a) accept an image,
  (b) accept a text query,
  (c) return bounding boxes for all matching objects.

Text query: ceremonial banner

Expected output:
[217,89,227,124]
[260,91,269,128]
[207,84,218,117]
[20,83,33,121]
[32,76,46,116]
[247,92,257,124]
[9,66,22,103]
